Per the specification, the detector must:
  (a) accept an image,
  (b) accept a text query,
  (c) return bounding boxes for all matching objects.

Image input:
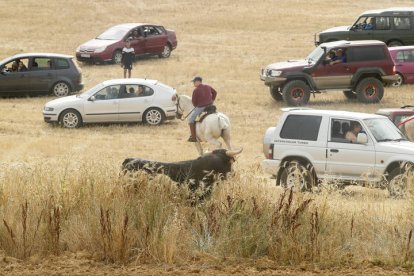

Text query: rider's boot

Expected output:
[187,123,197,142]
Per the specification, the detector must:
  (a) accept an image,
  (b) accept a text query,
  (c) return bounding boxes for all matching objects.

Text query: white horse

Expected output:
[176,95,234,155]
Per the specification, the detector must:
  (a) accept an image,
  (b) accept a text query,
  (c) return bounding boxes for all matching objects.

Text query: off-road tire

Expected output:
[355,77,384,103]
[282,80,311,106]
[278,161,314,192]
[270,86,283,101]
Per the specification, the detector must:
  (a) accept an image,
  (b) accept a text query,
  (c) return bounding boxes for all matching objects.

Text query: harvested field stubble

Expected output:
[1,0,414,273]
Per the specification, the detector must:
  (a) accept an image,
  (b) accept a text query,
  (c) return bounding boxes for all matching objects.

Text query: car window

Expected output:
[280,115,321,141]
[143,26,160,36]
[393,17,411,30]
[364,118,405,142]
[375,17,390,30]
[330,119,366,143]
[347,46,386,62]
[55,58,70,69]
[2,58,29,73]
[32,57,52,70]
[94,85,121,100]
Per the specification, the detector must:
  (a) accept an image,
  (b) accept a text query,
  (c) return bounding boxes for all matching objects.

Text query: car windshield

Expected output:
[79,83,106,98]
[96,26,130,40]
[363,118,406,142]
[306,46,324,63]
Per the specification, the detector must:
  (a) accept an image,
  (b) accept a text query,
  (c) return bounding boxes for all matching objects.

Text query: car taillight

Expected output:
[171,94,177,102]
[267,144,274,159]
[393,65,396,74]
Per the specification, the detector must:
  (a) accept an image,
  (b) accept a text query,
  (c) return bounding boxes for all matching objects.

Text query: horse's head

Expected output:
[176,95,183,119]
[175,95,193,120]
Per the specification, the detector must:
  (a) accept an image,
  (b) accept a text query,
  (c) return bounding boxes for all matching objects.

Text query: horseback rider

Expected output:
[188,76,217,142]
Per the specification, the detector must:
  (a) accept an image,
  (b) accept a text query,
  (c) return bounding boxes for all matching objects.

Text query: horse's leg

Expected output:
[194,141,203,156]
[221,128,233,150]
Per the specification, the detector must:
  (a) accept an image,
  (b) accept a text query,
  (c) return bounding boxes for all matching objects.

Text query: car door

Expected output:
[29,57,55,93]
[118,84,154,122]
[129,27,146,55]
[142,25,166,54]
[82,85,120,122]
[312,48,352,89]
[0,58,30,93]
[325,118,376,180]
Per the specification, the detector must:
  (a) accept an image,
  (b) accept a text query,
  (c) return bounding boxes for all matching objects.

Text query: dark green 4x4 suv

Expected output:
[316,7,414,47]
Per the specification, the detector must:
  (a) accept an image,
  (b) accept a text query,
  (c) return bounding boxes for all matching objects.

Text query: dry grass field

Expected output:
[1,0,414,274]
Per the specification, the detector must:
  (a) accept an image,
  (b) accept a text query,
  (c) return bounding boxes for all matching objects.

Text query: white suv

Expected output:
[262,108,414,196]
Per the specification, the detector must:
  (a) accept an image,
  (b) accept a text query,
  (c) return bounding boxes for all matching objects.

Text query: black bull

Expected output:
[122,149,243,190]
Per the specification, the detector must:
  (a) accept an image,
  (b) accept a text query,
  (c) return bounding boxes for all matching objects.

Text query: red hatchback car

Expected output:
[389,46,414,86]
[76,23,177,64]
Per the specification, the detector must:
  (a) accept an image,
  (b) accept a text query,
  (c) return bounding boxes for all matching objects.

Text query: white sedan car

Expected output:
[43,78,177,128]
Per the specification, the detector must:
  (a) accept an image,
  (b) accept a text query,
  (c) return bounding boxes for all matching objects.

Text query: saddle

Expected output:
[196,105,217,123]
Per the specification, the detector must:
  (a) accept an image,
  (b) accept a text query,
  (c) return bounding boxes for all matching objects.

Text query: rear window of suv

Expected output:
[347,46,386,62]
[280,115,322,141]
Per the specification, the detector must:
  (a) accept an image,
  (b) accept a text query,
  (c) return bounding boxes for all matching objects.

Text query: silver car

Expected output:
[43,78,177,127]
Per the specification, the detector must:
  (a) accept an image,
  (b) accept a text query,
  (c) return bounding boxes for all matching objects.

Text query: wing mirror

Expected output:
[89,95,96,101]
[357,133,368,144]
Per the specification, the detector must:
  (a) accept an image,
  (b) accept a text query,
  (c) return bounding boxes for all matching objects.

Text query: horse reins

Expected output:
[176,96,195,121]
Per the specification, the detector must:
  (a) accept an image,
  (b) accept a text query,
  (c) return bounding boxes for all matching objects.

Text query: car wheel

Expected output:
[143,108,164,126]
[112,50,123,64]
[270,86,283,101]
[52,81,71,97]
[388,40,403,47]
[159,44,171,58]
[343,90,357,99]
[387,166,410,198]
[392,73,404,87]
[355,77,384,103]
[279,161,314,192]
[60,109,82,128]
[282,80,311,106]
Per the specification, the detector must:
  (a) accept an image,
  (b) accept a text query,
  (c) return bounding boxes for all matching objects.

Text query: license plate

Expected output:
[81,53,90,58]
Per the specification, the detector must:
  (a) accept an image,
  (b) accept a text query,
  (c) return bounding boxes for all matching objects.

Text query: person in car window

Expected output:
[330,49,346,65]
[345,121,362,143]
[137,85,145,96]
[18,61,27,71]
[121,38,135,78]
[364,18,375,30]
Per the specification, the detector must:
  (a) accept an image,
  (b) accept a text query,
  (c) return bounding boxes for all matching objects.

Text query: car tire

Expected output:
[282,80,311,106]
[270,86,283,101]
[159,44,171,58]
[112,50,123,64]
[343,90,357,99]
[387,166,410,198]
[278,161,314,192]
[355,77,384,103]
[388,40,403,47]
[59,109,82,128]
[143,108,165,126]
[52,81,71,97]
[392,73,404,87]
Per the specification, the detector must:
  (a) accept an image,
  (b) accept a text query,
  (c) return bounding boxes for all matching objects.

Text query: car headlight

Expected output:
[269,70,282,77]
[75,46,80,52]
[44,106,54,112]
[94,46,106,53]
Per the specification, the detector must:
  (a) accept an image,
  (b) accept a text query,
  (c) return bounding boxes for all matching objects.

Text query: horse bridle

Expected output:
[175,96,195,121]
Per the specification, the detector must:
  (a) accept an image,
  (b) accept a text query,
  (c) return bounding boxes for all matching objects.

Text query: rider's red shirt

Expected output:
[192,84,217,107]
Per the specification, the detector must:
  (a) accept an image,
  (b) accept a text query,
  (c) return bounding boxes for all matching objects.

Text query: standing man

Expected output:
[187,76,217,142]
[121,38,135,78]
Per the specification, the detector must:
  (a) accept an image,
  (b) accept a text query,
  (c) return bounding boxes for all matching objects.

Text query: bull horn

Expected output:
[226,148,243,157]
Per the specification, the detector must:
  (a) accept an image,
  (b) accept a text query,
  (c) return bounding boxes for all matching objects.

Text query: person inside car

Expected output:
[137,85,145,96]
[345,121,362,143]
[364,17,375,30]
[18,61,27,71]
[330,49,346,65]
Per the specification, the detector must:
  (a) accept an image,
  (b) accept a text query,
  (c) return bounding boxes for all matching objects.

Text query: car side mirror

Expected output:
[357,133,368,144]
[89,95,96,101]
